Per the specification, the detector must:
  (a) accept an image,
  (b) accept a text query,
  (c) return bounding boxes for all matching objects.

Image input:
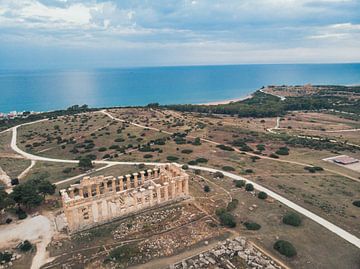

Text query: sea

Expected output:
[1,63,360,113]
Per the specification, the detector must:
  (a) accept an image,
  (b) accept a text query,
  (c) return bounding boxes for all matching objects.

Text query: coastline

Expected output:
[199,94,253,105]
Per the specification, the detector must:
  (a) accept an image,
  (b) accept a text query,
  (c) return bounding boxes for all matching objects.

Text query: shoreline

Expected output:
[199,94,253,105]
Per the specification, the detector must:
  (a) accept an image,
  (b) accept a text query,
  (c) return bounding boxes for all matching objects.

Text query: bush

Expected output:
[167,156,179,161]
[227,199,239,211]
[283,212,302,227]
[216,144,234,151]
[188,160,197,165]
[181,149,193,154]
[258,191,268,199]
[182,164,189,170]
[19,240,33,252]
[62,167,72,174]
[273,240,297,257]
[244,221,261,230]
[98,147,107,152]
[245,183,254,192]
[256,144,265,151]
[78,157,93,169]
[235,180,245,188]
[192,137,202,146]
[219,212,236,228]
[276,146,289,155]
[213,171,224,178]
[108,244,139,263]
[16,208,27,220]
[143,154,153,159]
[304,166,323,173]
[244,169,253,174]
[222,166,235,171]
[114,137,125,142]
[196,158,208,163]
[204,185,210,192]
[0,252,12,263]
[250,156,260,162]
[269,153,279,158]
[353,200,360,207]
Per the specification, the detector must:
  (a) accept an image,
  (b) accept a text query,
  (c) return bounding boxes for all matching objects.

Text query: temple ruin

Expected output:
[60,164,190,233]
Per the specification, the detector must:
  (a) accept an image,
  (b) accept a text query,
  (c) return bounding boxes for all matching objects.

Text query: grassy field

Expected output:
[0,157,31,179]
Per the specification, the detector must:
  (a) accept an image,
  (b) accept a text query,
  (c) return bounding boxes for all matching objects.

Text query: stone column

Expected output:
[140,188,146,205]
[170,180,176,199]
[140,171,145,183]
[112,178,117,192]
[148,186,154,206]
[177,179,183,194]
[163,182,169,201]
[147,169,153,179]
[184,177,189,195]
[69,188,75,199]
[95,184,100,196]
[97,201,103,222]
[154,168,159,178]
[156,184,161,203]
[132,190,138,208]
[133,173,139,188]
[118,176,124,191]
[103,181,108,193]
[79,187,84,198]
[87,185,92,197]
[126,174,131,189]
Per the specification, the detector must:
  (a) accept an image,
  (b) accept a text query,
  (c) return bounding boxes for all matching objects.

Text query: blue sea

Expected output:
[1,63,360,113]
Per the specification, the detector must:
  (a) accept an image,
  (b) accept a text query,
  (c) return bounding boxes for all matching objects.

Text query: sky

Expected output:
[0,0,360,69]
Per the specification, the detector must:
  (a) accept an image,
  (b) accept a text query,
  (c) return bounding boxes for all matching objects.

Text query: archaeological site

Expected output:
[60,164,189,232]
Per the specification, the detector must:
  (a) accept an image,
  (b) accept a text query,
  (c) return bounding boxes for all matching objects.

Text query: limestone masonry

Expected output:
[60,164,189,232]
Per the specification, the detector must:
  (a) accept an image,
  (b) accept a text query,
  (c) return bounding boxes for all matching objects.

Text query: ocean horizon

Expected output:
[1,63,360,113]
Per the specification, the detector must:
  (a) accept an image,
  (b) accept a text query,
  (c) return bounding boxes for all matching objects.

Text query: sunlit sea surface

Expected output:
[1,63,360,112]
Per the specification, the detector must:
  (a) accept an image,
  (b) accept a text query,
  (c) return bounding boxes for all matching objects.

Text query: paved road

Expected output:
[9,113,360,250]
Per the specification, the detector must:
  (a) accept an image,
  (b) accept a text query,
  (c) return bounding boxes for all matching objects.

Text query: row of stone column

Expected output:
[66,167,160,199]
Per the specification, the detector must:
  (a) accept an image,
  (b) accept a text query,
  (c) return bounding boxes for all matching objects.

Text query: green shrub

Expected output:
[98,147,107,152]
[276,147,289,155]
[227,199,239,211]
[188,160,197,165]
[244,221,261,230]
[181,149,193,154]
[196,158,208,163]
[167,156,179,161]
[62,167,72,174]
[245,183,254,192]
[192,137,202,146]
[269,153,279,158]
[213,171,224,178]
[222,166,235,171]
[244,169,253,174]
[250,156,260,162]
[256,144,265,151]
[305,166,324,173]
[204,185,210,192]
[16,208,27,220]
[273,240,297,257]
[143,154,153,159]
[182,164,189,170]
[0,252,12,263]
[19,240,33,252]
[219,212,236,228]
[235,180,245,188]
[258,191,268,200]
[216,144,234,151]
[353,200,360,207]
[114,137,125,142]
[108,244,139,263]
[283,212,302,227]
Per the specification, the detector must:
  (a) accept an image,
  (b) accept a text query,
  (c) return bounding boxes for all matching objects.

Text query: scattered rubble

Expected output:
[172,237,282,269]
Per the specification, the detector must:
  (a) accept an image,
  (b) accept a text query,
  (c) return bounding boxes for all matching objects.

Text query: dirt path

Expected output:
[0,215,55,269]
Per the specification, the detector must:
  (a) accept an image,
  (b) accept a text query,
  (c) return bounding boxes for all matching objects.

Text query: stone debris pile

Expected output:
[172,237,282,269]
[0,251,22,269]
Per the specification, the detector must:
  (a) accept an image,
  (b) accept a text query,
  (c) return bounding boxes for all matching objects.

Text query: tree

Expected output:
[219,212,236,228]
[352,200,360,207]
[204,185,210,192]
[0,188,14,210]
[283,212,302,227]
[273,240,297,257]
[213,171,224,178]
[38,180,56,197]
[258,191,268,200]
[245,183,254,192]
[235,180,245,188]
[244,222,261,230]
[10,183,43,208]
[78,157,93,170]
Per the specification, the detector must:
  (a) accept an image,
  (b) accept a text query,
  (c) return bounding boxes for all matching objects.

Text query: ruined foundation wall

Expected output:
[60,164,189,233]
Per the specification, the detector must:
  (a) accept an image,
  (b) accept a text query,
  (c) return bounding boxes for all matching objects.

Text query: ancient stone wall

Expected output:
[60,164,189,233]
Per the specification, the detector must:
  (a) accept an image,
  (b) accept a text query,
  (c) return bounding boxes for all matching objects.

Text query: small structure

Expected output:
[332,155,359,165]
[60,164,189,233]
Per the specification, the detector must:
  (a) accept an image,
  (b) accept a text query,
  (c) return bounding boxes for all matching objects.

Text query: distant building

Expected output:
[332,155,359,165]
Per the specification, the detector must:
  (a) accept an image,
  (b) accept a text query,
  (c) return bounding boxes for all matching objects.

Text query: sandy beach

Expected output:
[200,94,253,105]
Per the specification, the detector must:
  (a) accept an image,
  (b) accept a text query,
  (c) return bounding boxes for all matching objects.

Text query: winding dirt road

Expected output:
[3,111,359,269]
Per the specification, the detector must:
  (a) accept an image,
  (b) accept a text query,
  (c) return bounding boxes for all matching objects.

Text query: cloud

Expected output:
[0,0,359,68]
